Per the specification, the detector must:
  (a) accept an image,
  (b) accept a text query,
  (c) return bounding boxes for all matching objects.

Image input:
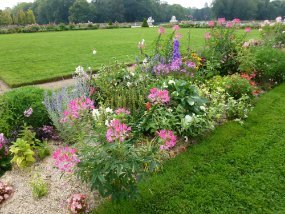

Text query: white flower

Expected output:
[184,136,189,142]
[200,106,206,111]
[168,80,175,85]
[105,120,110,127]
[92,49,97,55]
[276,16,282,23]
[167,108,173,112]
[143,58,148,65]
[75,66,84,74]
[105,107,113,114]
[127,82,132,87]
[92,109,101,120]
[185,115,193,124]
[162,82,168,88]
[130,72,135,76]
[283,31,285,34]
[264,20,270,25]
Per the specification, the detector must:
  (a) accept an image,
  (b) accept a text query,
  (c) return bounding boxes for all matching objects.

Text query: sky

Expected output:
[0,0,213,10]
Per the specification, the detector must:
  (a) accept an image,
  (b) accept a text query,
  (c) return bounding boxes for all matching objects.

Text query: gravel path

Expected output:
[35,78,76,90]
[0,80,10,94]
[0,143,102,214]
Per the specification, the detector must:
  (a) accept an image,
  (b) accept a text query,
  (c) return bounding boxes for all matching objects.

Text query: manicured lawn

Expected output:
[0,28,259,87]
[96,83,285,213]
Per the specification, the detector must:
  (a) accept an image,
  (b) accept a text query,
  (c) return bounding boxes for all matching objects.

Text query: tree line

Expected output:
[0,0,284,26]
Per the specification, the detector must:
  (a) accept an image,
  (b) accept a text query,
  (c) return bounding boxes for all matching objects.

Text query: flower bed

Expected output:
[1,17,285,212]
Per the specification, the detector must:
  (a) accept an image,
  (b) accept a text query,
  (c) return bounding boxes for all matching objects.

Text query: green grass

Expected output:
[96,83,285,214]
[0,28,259,87]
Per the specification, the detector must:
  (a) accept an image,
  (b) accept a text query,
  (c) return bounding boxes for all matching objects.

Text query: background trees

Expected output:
[0,0,285,25]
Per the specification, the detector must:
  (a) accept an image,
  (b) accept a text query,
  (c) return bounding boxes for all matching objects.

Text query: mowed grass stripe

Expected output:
[0,28,259,87]
[96,83,285,214]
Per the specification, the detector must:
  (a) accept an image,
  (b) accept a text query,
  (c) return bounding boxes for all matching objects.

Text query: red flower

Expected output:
[146,102,151,110]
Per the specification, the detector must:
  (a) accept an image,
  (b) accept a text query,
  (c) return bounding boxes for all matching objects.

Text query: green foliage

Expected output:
[10,138,35,168]
[0,10,13,25]
[141,18,149,28]
[26,9,36,24]
[77,141,163,201]
[0,87,51,138]
[30,174,49,198]
[253,47,285,83]
[95,83,285,214]
[0,149,12,177]
[209,75,253,99]
[204,26,247,76]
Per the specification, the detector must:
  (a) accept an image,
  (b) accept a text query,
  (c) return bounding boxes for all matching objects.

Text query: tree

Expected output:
[17,10,26,25]
[0,10,13,26]
[26,9,36,24]
[69,0,93,23]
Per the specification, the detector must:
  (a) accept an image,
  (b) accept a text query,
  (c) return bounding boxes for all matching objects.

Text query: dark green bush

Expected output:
[254,47,285,83]
[141,18,149,28]
[0,87,51,138]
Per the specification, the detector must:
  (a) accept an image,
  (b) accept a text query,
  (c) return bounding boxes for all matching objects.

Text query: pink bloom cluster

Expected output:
[0,133,9,156]
[61,97,94,123]
[157,130,177,150]
[0,182,13,204]
[148,88,170,105]
[115,108,131,115]
[67,193,87,214]
[106,119,132,143]
[187,61,196,69]
[209,18,241,27]
[24,107,33,117]
[158,26,165,34]
[204,32,211,40]
[52,147,80,173]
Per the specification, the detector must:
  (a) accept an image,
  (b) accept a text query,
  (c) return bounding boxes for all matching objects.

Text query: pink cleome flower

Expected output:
[158,26,165,34]
[245,27,251,33]
[208,20,215,27]
[204,32,211,40]
[115,108,131,115]
[172,25,180,31]
[218,17,226,25]
[157,130,177,150]
[106,119,131,143]
[61,97,94,123]
[148,88,170,105]
[226,22,233,28]
[233,18,241,24]
[52,147,80,173]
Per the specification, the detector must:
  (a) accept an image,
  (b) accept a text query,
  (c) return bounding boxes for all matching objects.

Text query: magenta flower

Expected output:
[226,22,233,28]
[157,130,177,150]
[158,26,165,34]
[24,107,33,117]
[172,25,180,31]
[60,97,94,123]
[52,147,80,173]
[148,88,170,105]
[245,27,251,33]
[218,18,226,25]
[115,108,131,115]
[204,32,211,40]
[208,20,215,27]
[187,61,196,69]
[233,18,241,24]
[106,119,131,143]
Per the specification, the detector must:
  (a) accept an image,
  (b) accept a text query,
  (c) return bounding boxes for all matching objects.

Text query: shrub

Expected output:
[0,134,11,176]
[10,138,35,168]
[253,47,285,83]
[30,174,48,199]
[141,18,149,28]
[0,87,51,139]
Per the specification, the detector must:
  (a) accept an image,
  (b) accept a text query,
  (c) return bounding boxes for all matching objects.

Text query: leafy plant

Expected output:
[141,18,149,28]
[10,138,35,168]
[30,174,48,199]
[0,86,51,139]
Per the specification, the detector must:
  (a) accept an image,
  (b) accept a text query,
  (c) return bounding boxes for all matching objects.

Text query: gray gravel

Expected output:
[0,143,102,214]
